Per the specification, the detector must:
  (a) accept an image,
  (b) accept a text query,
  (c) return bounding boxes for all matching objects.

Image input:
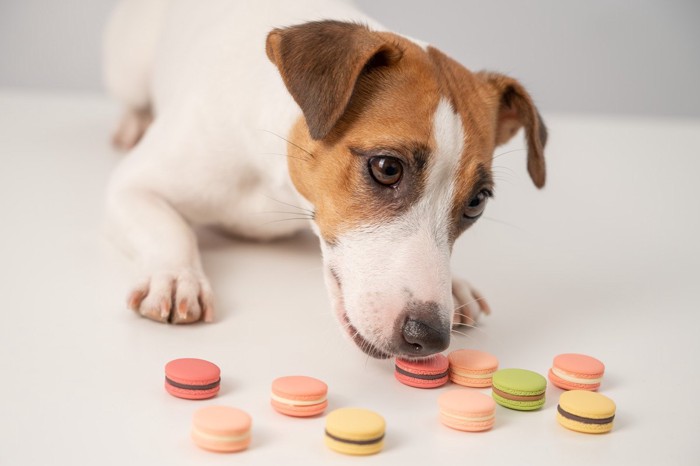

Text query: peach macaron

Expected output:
[438,389,496,432]
[447,349,499,387]
[191,406,252,452]
[270,375,328,417]
[549,353,605,391]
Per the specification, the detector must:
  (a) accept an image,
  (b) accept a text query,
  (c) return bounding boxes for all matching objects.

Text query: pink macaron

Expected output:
[394,354,449,388]
[438,389,496,432]
[270,375,328,417]
[448,349,499,387]
[165,358,220,400]
[548,353,605,391]
[191,406,252,453]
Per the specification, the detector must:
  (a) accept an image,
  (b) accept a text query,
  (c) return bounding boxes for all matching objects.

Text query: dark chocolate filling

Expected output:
[165,377,220,391]
[557,405,615,425]
[395,365,449,380]
[325,430,384,445]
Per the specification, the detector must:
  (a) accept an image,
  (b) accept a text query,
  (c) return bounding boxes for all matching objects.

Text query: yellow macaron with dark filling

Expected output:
[324,408,385,455]
[557,390,616,434]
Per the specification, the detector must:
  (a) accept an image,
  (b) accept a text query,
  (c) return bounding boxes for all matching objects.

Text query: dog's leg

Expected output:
[107,186,214,324]
[451,277,491,328]
[112,107,153,151]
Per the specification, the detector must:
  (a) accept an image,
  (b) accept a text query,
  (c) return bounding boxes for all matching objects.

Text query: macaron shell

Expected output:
[492,368,547,395]
[548,369,601,391]
[394,371,448,388]
[165,358,220,386]
[191,431,251,452]
[492,369,546,411]
[550,354,604,391]
[395,355,449,388]
[165,383,220,400]
[557,390,615,434]
[191,406,252,452]
[271,398,328,417]
[448,349,499,388]
[553,353,605,378]
[438,390,496,432]
[556,412,613,434]
[271,376,328,402]
[325,408,385,455]
[492,392,545,411]
[324,435,384,456]
[558,390,616,420]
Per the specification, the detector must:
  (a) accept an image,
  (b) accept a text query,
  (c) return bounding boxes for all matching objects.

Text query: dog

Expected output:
[103,0,547,359]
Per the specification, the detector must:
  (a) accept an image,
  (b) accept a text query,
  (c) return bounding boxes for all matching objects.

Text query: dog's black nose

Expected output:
[400,317,450,356]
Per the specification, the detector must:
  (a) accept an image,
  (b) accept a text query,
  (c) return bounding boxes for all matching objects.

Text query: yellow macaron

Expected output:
[324,408,385,455]
[557,390,616,434]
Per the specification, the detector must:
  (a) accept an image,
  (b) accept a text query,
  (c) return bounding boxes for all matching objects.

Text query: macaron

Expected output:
[394,354,449,388]
[324,408,385,456]
[492,368,546,411]
[557,390,616,434]
[447,349,499,387]
[191,406,252,452]
[165,358,220,400]
[438,389,496,432]
[549,353,605,391]
[270,375,328,417]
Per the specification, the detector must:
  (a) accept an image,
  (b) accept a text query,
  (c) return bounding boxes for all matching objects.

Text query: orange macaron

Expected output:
[447,349,499,387]
[270,375,328,417]
[548,353,605,391]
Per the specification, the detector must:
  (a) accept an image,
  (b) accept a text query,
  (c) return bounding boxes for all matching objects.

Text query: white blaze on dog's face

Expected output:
[266,21,547,358]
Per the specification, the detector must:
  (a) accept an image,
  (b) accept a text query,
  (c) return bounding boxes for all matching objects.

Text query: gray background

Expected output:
[1,0,698,117]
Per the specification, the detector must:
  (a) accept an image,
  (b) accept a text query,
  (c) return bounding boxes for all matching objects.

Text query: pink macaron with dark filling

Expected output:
[394,354,449,388]
[165,358,221,400]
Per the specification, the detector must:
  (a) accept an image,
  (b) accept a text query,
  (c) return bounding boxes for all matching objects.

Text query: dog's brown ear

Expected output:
[266,20,402,140]
[477,72,547,188]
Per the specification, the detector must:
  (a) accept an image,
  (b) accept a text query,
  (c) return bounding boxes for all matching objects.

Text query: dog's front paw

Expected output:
[451,278,491,328]
[126,269,215,324]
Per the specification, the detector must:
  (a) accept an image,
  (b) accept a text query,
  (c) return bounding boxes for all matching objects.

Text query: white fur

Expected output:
[104,1,481,336]
[322,98,465,350]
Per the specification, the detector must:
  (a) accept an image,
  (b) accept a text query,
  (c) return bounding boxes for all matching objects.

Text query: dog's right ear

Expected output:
[266,20,402,140]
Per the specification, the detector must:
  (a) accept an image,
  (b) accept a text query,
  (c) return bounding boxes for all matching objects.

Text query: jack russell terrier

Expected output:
[104,0,547,359]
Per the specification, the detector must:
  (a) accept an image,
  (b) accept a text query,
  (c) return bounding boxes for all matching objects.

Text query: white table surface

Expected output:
[1,89,698,466]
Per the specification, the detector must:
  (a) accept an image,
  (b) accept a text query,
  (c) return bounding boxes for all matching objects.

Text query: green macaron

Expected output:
[492,368,547,411]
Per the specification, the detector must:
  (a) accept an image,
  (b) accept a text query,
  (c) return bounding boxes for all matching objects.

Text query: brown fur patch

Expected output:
[285,33,442,243]
[273,21,546,244]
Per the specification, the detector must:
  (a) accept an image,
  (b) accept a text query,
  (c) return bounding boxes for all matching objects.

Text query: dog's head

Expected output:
[266,21,547,359]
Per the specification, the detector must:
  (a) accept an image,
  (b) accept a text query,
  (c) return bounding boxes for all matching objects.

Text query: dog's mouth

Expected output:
[340,312,392,359]
[327,267,392,359]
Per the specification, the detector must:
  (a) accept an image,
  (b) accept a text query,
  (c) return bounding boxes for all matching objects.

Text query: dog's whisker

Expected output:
[452,296,486,313]
[258,128,315,159]
[451,329,471,338]
[259,152,309,162]
[260,217,315,226]
[481,216,526,232]
[492,148,526,160]
[263,195,315,215]
[255,211,314,218]
[452,314,490,336]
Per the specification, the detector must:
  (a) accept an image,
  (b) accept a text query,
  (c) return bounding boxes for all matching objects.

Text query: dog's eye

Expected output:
[464,190,491,219]
[368,156,403,186]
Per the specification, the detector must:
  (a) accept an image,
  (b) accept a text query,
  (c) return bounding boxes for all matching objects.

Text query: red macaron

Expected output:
[165,358,221,400]
[394,354,450,388]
